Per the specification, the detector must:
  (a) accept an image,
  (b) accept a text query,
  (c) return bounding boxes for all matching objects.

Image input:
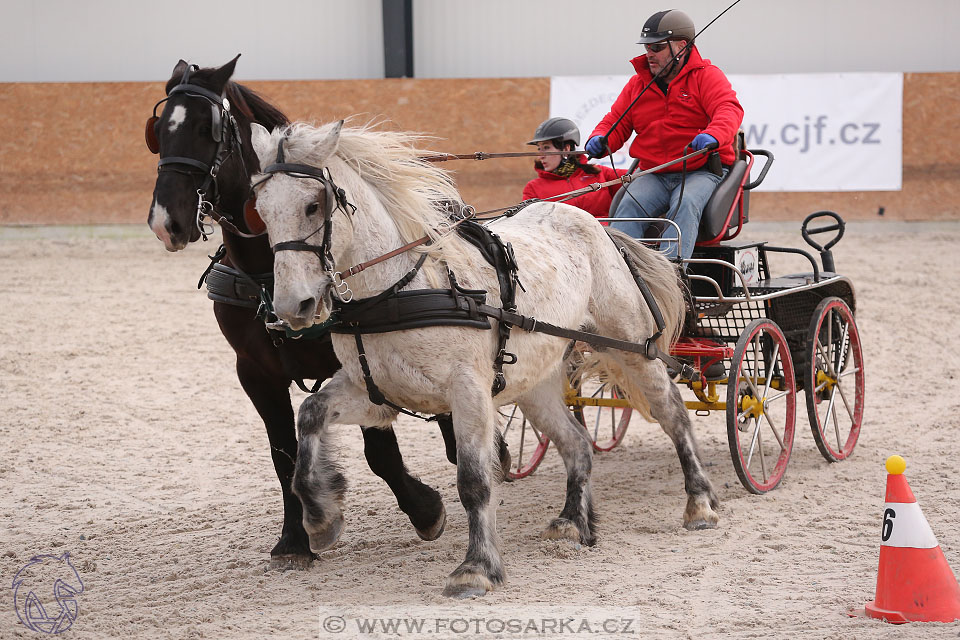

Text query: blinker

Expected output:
[145,116,160,154]
[244,196,266,235]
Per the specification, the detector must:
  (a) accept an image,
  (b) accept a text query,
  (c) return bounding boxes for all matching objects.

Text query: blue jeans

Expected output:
[610,168,726,260]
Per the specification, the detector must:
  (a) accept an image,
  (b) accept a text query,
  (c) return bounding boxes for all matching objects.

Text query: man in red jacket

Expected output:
[523,117,623,223]
[585,9,743,260]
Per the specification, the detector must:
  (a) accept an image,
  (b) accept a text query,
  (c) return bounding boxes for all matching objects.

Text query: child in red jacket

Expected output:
[522,117,623,224]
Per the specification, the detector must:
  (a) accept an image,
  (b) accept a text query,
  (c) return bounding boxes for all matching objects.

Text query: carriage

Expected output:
[500,141,864,495]
[146,58,865,595]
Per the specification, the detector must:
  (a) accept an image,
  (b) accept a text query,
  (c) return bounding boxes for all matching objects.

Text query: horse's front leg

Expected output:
[234,354,313,568]
[361,425,446,541]
[293,374,398,553]
[443,381,504,598]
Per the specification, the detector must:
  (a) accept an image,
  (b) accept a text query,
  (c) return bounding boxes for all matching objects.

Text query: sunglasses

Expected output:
[645,41,673,53]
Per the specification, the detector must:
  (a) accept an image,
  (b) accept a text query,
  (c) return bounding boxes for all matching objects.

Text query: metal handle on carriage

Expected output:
[681,257,755,302]
[762,246,822,283]
[598,217,683,257]
[800,210,845,273]
[743,149,774,191]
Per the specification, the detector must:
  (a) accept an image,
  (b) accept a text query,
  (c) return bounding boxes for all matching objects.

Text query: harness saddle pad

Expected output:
[205,263,273,308]
[331,287,491,334]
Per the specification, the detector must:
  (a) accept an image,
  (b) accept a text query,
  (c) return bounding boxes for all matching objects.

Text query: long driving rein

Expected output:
[254,143,697,416]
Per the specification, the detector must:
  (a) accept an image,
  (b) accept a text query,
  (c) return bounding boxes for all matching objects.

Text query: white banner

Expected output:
[549,72,903,192]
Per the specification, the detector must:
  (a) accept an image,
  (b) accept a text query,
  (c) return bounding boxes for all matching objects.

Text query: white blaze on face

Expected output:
[149,201,179,251]
[167,105,187,133]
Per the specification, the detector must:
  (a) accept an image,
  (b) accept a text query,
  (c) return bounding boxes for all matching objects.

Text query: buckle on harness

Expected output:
[492,372,506,395]
[332,271,353,302]
[497,350,517,366]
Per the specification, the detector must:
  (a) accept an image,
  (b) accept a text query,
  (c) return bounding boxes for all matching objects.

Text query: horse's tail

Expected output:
[604,228,685,351]
[570,228,686,423]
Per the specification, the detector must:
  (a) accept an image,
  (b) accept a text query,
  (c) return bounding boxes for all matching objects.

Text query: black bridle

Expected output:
[146,64,244,240]
[252,137,356,298]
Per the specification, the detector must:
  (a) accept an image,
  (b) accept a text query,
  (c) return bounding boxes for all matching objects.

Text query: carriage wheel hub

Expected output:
[739,394,764,421]
[816,369,836,391]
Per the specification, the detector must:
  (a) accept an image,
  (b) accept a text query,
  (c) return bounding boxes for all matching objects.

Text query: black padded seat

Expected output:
[697,158,748,241]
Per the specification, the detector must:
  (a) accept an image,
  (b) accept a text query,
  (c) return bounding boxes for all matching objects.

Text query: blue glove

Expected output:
[691,133,718,151]
[585,135,607,158]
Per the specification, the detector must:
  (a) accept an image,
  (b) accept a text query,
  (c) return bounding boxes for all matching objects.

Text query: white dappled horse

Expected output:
[248,120,719,597]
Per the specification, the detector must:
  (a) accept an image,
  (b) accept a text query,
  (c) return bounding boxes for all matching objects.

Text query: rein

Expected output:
[290,146,714,290]
[421,149,590,162]
[468,146,714,218]
[257,141,699,418]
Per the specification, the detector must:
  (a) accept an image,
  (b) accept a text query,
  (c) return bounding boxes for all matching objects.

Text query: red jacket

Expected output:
[590,46,743,172]
[522,157,623,223]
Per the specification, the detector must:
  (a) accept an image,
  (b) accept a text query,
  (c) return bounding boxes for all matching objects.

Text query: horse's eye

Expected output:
[305,202,320,216]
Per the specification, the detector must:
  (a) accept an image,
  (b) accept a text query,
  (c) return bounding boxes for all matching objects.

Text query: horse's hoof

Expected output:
[306,514,345,553]
[542,518,582,543]
[443,564,497,598]
[415,504,446,541]
[269,553,314,571]
[442,584,489,599]
[684,519,719,531]
[683,495,720,531]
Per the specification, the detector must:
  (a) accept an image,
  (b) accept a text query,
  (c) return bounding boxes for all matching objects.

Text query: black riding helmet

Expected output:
[636,9,695,43]
[527,117,581,148]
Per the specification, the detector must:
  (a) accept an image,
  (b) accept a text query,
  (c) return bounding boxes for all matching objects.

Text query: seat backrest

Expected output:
[696,157,748,242]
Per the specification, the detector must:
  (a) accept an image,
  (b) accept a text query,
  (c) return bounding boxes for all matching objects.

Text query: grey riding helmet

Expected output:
[527,117,581,147]
[636,9,695,43]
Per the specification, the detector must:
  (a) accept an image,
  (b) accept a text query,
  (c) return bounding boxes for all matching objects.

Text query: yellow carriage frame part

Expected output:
[562,375,727,414]
[561,372,787,415]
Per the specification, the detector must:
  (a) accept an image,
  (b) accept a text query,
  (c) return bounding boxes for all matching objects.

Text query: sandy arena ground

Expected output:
[2,220,960,639]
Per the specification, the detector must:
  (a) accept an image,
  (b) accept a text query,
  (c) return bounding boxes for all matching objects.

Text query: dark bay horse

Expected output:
[145,56,480,567]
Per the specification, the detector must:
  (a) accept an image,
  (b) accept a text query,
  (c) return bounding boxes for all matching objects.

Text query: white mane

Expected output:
[264,120,473,276]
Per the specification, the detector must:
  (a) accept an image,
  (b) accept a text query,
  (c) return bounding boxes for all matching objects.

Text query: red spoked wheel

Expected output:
[499,404,549,480]
[727,318,797,494]
[804,297,864,462]
[571,379,633,452]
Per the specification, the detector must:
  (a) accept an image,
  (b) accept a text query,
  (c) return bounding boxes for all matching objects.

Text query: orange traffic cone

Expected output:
[864,455,960,623]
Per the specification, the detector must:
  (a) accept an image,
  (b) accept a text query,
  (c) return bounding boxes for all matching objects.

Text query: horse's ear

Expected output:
[208,54,241,93]
[314,120,343,161]
[166,59,189,93]
[171,59,189,77]
[250,123,273,166]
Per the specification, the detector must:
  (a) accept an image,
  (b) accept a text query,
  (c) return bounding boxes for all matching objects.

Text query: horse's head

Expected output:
[249,121,354,329]
[147,55,255,251]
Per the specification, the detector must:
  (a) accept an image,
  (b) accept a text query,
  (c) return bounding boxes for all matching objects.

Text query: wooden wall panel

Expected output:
[0,73,956,224]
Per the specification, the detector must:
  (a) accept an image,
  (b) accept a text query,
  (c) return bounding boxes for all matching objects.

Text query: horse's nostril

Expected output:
[168,219,182,237]
[298,298,317,319]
